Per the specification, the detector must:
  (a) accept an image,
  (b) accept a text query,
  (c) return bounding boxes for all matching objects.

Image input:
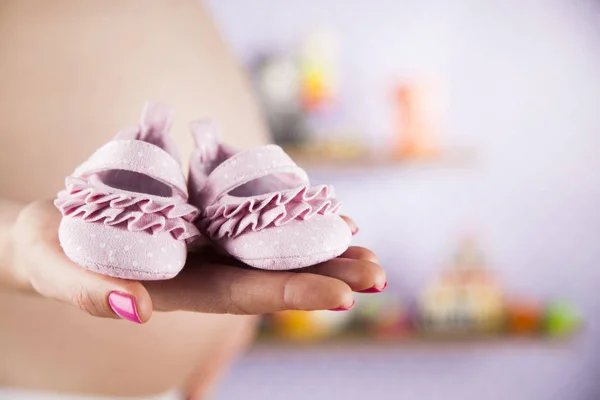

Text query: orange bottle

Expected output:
[393,80,442,160]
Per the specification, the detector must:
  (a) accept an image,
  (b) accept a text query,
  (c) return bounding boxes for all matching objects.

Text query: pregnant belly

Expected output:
[0,290,254,396]
[0,0,265,396]
[0,0,268,203]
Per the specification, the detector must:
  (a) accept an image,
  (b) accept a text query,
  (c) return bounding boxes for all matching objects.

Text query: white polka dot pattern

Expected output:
[200,145,309,205]
[58,217,187,280]
[73,140,187,196]
[217,214,352,270]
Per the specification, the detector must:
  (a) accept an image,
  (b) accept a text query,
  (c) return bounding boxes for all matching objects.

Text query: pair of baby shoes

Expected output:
[54,103,352,280]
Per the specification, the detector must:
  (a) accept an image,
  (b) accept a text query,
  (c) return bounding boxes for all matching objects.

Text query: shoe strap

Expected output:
[200,145,309,205]
[73,140,188,197]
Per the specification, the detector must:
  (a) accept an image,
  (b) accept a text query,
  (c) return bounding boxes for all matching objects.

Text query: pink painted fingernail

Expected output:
[108,291,142,324]
[358,281,387,293]
[352,227,359,236]
[329,300,355,311]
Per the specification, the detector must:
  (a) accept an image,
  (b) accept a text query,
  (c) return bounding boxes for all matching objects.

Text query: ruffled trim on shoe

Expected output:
[202,185,341,239]
[55,177,200,241]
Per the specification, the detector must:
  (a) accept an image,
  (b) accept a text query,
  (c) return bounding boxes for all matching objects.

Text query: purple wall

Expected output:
[205,0,600,399]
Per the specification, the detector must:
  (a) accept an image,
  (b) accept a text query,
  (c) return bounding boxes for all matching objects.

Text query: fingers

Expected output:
[299,259,386,292]
[15,201,153,323]
[145,244,386,315]
[298,247,386,292]
[32,242,153,323]
[340,215,359,235]
[340,246,379,264]
[144,257,355,315]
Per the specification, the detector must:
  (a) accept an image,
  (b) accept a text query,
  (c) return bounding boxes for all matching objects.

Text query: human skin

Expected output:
[0,1,386,398]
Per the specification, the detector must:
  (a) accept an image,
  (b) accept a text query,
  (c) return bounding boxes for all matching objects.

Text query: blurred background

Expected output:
[203,1,600,399]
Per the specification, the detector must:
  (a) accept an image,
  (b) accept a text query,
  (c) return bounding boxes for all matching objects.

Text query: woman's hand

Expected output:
[7,200,386,323]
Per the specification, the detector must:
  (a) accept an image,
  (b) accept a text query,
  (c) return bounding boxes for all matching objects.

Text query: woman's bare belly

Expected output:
[0,1,266,396]
[0,292,254,396]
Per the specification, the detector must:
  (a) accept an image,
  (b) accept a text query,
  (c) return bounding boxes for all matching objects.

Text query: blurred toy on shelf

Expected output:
[249,35,477,168]
[543,301,583,338]
[393,79,444,161]
[249,30,368,161]
[251,52,307,146]
[350,293,411,338]
[299,31,338,114]
[505,299,544,335]
[417,237,505,336]
[258,236,583,345]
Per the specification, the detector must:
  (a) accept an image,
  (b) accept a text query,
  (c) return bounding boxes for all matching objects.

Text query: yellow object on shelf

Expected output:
[300,31,339,112]
[271,309,353,342]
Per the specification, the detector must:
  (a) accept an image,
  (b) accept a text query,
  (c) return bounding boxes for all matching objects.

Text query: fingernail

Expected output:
[108,291,142,324]
[359,281,387,293]
[329,300,355,311]
[352,227,359,236]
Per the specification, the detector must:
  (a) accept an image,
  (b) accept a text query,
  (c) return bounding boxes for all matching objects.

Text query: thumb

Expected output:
[31,242,153,324]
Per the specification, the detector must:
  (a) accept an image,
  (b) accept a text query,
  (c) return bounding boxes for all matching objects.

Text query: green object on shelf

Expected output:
[544,302,582,337]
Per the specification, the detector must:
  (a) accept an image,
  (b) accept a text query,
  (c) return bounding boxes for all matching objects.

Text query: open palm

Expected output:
[12,200,385,322]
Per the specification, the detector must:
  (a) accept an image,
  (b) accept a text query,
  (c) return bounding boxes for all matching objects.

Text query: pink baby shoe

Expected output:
[54,103,200,280]
[187,120,352,270]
